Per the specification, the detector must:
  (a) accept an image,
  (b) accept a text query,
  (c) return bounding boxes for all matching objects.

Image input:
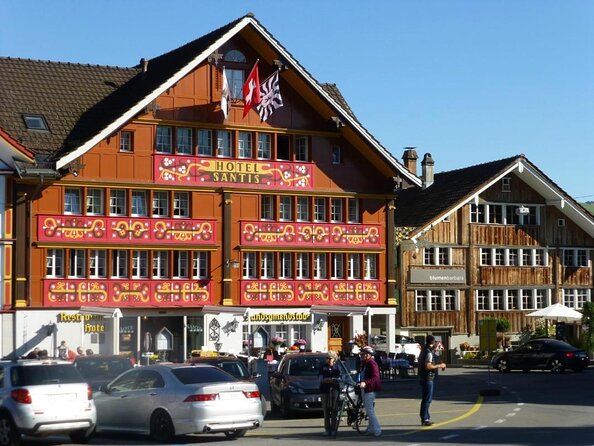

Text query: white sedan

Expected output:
[93,363,264,442]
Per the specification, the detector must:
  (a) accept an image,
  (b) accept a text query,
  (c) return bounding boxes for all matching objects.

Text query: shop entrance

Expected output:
[327,316,350,355]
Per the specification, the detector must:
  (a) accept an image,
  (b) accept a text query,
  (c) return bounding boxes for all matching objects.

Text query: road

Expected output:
[25,366,594,446]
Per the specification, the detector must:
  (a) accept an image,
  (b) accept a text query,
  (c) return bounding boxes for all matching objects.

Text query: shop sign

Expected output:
[249,312,310,323]
[57,312,106,333]
[410,268,466,284]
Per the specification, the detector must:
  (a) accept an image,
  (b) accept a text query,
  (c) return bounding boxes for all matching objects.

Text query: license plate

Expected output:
[219,391,243,400]
[48,393,75,403]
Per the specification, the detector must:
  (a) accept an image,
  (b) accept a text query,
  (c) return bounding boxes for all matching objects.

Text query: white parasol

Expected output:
[527,303,583,323]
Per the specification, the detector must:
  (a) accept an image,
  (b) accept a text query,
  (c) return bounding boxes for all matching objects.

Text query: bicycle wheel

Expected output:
[354,400,369,434]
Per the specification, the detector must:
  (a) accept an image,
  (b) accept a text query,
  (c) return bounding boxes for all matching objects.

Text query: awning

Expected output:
[200,306,250,316]
[79,306,122,318]
[310,305,373,316]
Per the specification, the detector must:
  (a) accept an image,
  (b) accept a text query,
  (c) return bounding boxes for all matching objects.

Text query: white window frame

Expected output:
[297,197,310,221]
[120,130,133,152]
[261,196,274,220]
[46,249,64,278]
[347,199,359,223]
[89,249,106,278]
[314,253,327,279]
[217,130,232,157]
[110,190,127,216]
[197,129,213,156]
[176,127,193,154]
[295,136,309,161]
[260,252,275,279]
[132,250,148,279]
[86,188,104,215]
[152,191,169,217]
[279,196,292,221]
[174,251,189,279]
[131,191,147,217]
[243,252,257,279]
[347,254,360,279]
[257,133,271,159]
[152,251,169,279]
[364,255,377,279]
[280,252,293,279]
[330,198,343,223]
[156,126,173,154]
[296,253,310,279]
[111,250,128,278]
[64,187,82,214]
[173,192,189,218]
[314,198,326,222]
[238,131,252,158]
[192,252,209,279]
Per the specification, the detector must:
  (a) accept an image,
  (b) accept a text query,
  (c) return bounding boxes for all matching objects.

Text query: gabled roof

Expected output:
[0,14,420,186]
[396,154,594,240]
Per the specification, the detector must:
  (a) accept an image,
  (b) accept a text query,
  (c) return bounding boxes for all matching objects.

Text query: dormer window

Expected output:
[22,114,49,131]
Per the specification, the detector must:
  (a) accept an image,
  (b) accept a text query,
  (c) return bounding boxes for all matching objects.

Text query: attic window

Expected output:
[23,114,49,131]
[224,50,246,63]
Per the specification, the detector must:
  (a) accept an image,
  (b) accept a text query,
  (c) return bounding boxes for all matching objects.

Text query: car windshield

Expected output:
[212,361,249,379]
[286,356,324,377]
[172,366,238,384]
[11,364,83,386]
[75,358,131,380]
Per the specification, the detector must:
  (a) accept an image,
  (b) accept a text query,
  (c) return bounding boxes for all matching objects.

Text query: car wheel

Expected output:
[69,426,94,444]
[0,414,19,446]
[496,358,511,373]
[224,429,247,438]
[549,358,565,374]
[150,409,175,443]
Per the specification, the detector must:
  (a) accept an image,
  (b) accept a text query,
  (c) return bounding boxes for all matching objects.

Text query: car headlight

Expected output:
[287,383,305,394]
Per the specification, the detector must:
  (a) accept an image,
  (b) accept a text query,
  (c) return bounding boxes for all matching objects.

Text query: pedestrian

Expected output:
[358,345,382,437]
[38,349,49,359]
[419,335,446,426]
[76,346,85,356]
[85,348,94,356]
[319,351,341,435]
[57,340,68,360]
[25,347,40,359]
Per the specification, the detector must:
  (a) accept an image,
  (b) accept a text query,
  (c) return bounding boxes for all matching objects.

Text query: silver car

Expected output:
[0,359,96,445]
[93,363,263,442]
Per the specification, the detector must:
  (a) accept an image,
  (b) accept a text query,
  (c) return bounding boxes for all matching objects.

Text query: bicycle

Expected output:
[328,378,368,437]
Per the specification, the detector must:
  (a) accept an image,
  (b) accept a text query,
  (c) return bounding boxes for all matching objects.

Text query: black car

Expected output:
[73,354,135,391]
[269,352,354,417]
[490,338,589,373]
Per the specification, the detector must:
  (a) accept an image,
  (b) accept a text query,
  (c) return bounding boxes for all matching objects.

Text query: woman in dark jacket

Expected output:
[359,345,382,436]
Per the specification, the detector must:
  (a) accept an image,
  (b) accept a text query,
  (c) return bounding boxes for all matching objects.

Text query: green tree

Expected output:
[581,301,594,355]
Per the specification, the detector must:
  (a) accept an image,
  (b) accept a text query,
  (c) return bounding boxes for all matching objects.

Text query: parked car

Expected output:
[490,338,589,373]
[186,355,266,416]
[269,352,354,417]
[73,354,135,391]
[0,359,96,445]
[93,363,263,442]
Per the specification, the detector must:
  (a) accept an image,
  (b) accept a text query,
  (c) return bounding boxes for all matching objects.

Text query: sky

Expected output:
[2,1,593,200]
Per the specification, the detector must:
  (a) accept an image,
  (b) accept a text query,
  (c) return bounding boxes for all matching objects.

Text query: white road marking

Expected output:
[473,425,488,430]
[440,434,459,440]
[495,419,506,424]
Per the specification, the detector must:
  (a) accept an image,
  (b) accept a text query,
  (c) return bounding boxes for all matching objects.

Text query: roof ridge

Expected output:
[0,56,138,71]
[435,154,523,175]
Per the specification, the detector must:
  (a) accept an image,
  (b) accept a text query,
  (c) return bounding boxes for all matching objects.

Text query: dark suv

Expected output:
[0,359,96,445]
[73,355,134,391]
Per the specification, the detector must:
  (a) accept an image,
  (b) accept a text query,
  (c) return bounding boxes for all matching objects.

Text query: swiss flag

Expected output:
[242,61,261,117]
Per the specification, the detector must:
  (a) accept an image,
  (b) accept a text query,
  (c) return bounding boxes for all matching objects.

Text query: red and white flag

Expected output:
[221,67,231,120]
[242,60,261,117]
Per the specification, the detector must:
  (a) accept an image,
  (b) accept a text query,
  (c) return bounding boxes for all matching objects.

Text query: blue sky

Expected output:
[3,1,593,200]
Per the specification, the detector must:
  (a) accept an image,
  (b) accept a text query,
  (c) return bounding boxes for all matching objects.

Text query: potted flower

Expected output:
[294,339,307,351]
[271,336,285,346]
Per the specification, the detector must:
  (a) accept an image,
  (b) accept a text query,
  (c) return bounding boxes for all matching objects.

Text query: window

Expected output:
[279,196,292,221]
[314,198,326,222]
[111,250,128,278]
[152,251,168,278]
[331,253,344,279]
[23,114,48,131]
[494,248,505,266]
[193,252,209,279]
[152,191,169,217]
[478,288,550,310]
[217,130,232,157]
[415,291,428,311]
[481,247,548,267]
[280,252,292,279]
[260,252,274,279]
[296,253,310,279]
[330,198,343,222]
[89,250,106,278]
[238,132,252,158]
[348,199,359,223]
[480,248,492,266]
[297,197,310,221]
[46,249,64,277]
[476,290,489,310]
[224,68,244,99]
[243,252,257,279]
[156,126,172,153]
[577,249,588,267]
[424,247,450,266]
[295,136,309,161]
[364,255,377,279]
[347,254,360,279]
[176,127,193,154]
[131,191,147,217]
[314,253,327,279]
[132,251,148,278]
[430,291,443,311]
[508,249,519,266]
[174,251,189,278]
[197,130,213,156]
[490,205,503,224]
[120,131,133,152]
[563,248,589,267]
[331,146,342,164]
[492,290,504,310]
[258,133,271,159]
[277,135,290,160]
[173,192,189,218]
[86,188,104,215]
[502,177,511,192]
[64,188,82,214]
[444,290,456,310]
[470,204,485,223]
[110,190,127,216]
[261,196,274,220]
[506,290,519,310]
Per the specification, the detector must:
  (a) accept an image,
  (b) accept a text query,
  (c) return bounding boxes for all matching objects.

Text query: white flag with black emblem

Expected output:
[257,70,283,122]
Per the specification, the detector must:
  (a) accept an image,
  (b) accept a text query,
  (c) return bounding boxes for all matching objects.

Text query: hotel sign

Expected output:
[410,268,466,284]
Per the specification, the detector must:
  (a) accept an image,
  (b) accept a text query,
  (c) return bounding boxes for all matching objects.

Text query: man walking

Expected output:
[359,345,382,436]
[419,335,446,426]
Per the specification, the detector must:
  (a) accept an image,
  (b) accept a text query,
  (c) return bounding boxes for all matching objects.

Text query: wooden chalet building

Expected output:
[395,150,594,359]
[0,14,421,360]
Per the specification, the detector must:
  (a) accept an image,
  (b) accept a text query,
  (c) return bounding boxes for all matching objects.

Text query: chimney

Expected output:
[402,147,418,175]
[140,58,149,79]
[421,153,435,189]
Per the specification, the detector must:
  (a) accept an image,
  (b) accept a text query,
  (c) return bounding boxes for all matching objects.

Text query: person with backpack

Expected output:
[418,335,446,426]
